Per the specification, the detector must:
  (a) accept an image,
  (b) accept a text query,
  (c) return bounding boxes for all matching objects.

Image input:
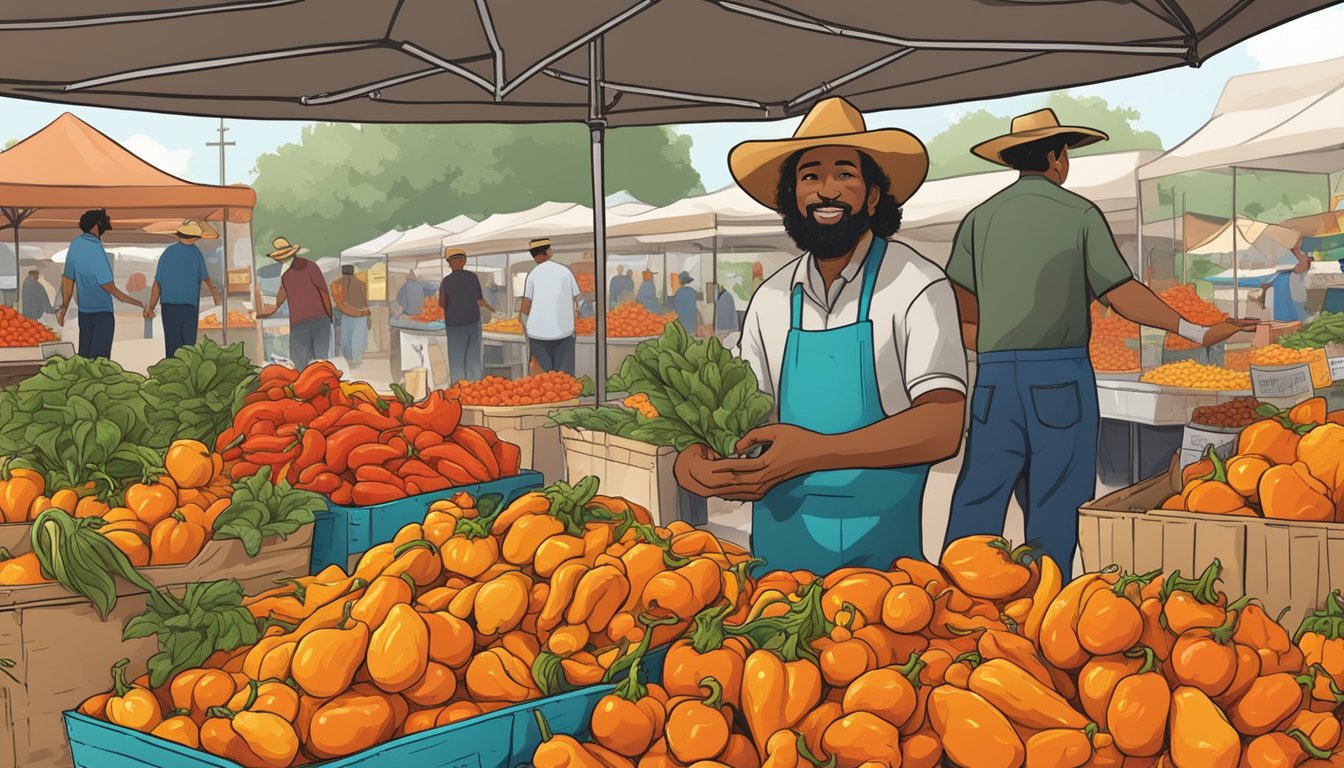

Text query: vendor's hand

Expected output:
[1203,318,1257,347]
[56,307,67,326]
[674,424,818,502]
[142,307,154,320]
[674,443,734,499]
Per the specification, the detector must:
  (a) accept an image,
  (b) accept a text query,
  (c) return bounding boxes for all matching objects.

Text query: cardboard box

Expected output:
[460,401,580,485]
[0,528,313,768]
[1079,472,1344,632]
[559,427,707,527]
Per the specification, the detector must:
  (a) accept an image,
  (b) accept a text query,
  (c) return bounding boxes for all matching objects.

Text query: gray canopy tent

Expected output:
[0,0,1332,400]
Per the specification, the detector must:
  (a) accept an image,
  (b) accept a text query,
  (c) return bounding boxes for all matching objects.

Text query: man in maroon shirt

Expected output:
[256,236,333,369]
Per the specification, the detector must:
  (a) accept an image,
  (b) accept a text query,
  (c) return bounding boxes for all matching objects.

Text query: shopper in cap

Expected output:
[256,236,334,370]
[672,270,699,334]
[20,268,52,322]
[57,209,145,359]
[637,268,662,315]
[439,247,496,383]
[715,283,738,335]
[943,109,1254,578]
[674,96,968,575]
[332,264,371,368]
[144,219,222,359]
[520,238,580,375]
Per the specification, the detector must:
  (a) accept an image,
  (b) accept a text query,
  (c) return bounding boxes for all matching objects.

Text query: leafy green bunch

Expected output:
[212,467,324,556]
[0,357,171,501]
[1279,311,1344,350]
[551,323,773,457]
[143,338,259,447]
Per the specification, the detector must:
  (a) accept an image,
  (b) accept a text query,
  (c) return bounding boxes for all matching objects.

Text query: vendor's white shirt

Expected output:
[737,237,968,417]
[523,260,580,340]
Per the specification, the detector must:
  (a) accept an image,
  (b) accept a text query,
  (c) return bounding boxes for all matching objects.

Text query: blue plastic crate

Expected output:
[309,471,544,574]
[65,646,668,768]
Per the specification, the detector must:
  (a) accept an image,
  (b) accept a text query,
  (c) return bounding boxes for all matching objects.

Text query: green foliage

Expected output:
[250,123,703,260]
[926,92,1163,180]
[29,509,161,620]
[143,338,259,447]
[212,467,323,556]
[123,579,261,688]
[0,357,170,503]
[1151,169,1328,224]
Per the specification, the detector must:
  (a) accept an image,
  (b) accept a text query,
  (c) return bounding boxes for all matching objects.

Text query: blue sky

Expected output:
[2,6,1340,192]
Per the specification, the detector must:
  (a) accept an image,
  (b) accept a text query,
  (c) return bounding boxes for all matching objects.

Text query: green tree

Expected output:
[926,92,1163,179]
[2,139,16,150]
[250,123,702,261]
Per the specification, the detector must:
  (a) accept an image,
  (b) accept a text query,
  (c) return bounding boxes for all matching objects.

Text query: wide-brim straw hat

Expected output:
[175,219,218,240]
[971,108,1108,166]
[729,97,929,210]
[444,247,467,261]
[267,236,306,261]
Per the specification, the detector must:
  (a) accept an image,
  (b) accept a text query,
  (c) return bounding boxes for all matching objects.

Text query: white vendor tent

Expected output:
[342,229,403,259]
[383,223,457,259]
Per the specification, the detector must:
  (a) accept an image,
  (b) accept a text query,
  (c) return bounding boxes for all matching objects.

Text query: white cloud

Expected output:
[1245,7,1344,71]
[122,134,193,176]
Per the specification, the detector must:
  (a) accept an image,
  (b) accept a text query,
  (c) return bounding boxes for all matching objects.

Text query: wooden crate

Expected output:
[558,427,706,527]
[1080,473,1344,631]
[459,401,580,485]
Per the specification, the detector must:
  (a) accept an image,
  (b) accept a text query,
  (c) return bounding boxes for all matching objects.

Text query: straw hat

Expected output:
[444,247,467,261]
[267,236,305,261]
[529,238,552,250]
[175,219,218,240]
[971,108,1108,166]
[729,97,929,210]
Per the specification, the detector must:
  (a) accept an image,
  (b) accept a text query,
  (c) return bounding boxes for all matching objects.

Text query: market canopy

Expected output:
[382,222,461,259]
[1139,55,1344,179]
[0,2,1328,126]
[450,198,655,255]
[0,112,256,229]
[341,228,403,259]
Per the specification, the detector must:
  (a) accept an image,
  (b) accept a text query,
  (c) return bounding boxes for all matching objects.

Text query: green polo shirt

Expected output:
[945,175,1135,353]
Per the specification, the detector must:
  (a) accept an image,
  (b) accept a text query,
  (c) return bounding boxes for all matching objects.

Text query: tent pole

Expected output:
[588,37,608,406]
[222,212,230,346]
[1231,167,1239,318]
[12,220,19,309]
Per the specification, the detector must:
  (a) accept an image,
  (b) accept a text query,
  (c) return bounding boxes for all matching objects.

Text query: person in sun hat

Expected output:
[256,236,334,370]
[519,237,580,375]
[673,96,969,575]
[636,268,661,314]
[438,246,496,383]
[942,108,1255,579]
[144,219,222,359]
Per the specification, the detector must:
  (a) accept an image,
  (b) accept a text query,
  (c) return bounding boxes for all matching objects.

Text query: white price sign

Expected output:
[1327,342,1344,383]
[1178,425,1238,471]
[1250,363,1313,401]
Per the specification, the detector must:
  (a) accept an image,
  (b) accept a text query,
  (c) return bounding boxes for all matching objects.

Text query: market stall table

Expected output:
[389,316,446,385]
[0,342,74,386]
[482,330,528,380]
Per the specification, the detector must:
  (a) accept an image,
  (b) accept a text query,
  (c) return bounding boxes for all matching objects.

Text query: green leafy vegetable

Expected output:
[123,579,261,688]
[577,375,596,398]
[0,357,171,503]
[29,508,166,620]
[143,338,258,447]
[212,467,323,557]
[1279,311,1344,350]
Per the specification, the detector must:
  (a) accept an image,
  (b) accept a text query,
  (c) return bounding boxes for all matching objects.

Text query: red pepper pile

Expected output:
[216,362,522,506]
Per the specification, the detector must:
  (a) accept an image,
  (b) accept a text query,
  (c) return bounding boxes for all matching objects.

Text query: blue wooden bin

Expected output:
[65,646,668,768]
[309,471,544,574]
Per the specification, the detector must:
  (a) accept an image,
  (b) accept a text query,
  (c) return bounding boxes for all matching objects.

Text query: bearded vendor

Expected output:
[674,97,968,574]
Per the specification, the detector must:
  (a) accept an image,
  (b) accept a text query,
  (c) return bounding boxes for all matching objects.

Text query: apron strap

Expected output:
[856,237,887,322]
[790,283,803,330]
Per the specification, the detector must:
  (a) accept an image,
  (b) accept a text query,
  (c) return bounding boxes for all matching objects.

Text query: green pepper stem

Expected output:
[533,709,554,743]
[698,676,724,709]
[1286,728,1333,760]
[393,539,438,557]
[110,658,132,697]
[335,600,355,631]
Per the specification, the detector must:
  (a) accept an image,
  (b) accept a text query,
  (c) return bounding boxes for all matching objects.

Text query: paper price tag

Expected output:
[1327,342,1344,383]
[1178,425,1238,470]
[1250,363,1313,401]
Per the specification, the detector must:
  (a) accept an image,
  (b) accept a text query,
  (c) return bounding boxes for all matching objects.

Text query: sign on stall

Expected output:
[1178,424,1240,471]
[1249,363,1313,409]
[1327,342,1344,383]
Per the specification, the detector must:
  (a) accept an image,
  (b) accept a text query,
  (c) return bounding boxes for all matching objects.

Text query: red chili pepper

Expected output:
[245,448,301,466]
[295,428,326,468]
[398,459,440,479]
[355,464,403,486]
[234,400,294,435]
[298,462,328,485]
[451,426,500,479]
[290,361,341,401]
[413,431,445,451]
[259,365,299,389]
[351,481,404,506]
[309,405,353,433]
[296,471,343,495]
[333,409,401,432]
[243,434,296,453]
[323,425,380,474]
[329,481,355,506]
[347,443,405,472]
[402,391,463,434]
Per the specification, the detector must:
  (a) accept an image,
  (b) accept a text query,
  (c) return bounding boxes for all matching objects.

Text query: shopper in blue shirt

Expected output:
[672,271,699,333]
[144,220,222,359]
[57,209,144,359]
[715,285,738,334]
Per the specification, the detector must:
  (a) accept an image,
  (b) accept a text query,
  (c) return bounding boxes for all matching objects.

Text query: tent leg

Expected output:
[222,214,230,346]
[589,38,608,406]
[12,223,19,310]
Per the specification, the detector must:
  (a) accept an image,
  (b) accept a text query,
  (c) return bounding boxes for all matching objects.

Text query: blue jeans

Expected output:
[161,304,198,359]
[77,312,115,359]
[290,317,332,371]
[446,321,483,383]
[945,347,1098,580]
[339,312,369,367]
[528,335,576,376]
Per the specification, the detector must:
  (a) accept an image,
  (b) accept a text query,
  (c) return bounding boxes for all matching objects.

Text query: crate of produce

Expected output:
[309,471,544,573]
[62,645,669,768]
[1080,467,1344,633]
[558,427,706,527]
[456,373,591,486]
[1,530,313,768]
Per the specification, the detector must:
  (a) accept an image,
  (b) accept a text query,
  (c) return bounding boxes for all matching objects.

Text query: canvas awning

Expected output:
[341,228,403,259]
[1140,55,1344,179]
[449,199,654,255]
[382,222,456,259]
[0,112,256,226]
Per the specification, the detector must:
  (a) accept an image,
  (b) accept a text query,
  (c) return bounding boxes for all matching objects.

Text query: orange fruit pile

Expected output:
[607,302,677,338]
[1160,284,1227,350]
[455,371,584,406]
[0,305,57,347]
[576,316,596,336]
[412,295,444,323]
[1224,348,1252,372]
[199,310,255,329]
[484,316,524,334]
[1140,360,1251,390]
[576,273,596,293]
[1251,344,1333,388]
[1088,302,1139,372]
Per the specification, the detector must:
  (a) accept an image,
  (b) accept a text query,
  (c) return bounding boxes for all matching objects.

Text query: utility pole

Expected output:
[206,119,237,343]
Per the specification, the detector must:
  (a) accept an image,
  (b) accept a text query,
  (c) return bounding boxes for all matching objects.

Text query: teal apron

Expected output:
[751,238,930,575]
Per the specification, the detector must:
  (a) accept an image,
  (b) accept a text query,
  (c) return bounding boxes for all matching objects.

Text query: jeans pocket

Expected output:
[1031,381,1082,430]
[971,384,994,425]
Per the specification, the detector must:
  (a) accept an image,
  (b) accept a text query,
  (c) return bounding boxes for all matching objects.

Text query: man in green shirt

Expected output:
[942,109,1252,578]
